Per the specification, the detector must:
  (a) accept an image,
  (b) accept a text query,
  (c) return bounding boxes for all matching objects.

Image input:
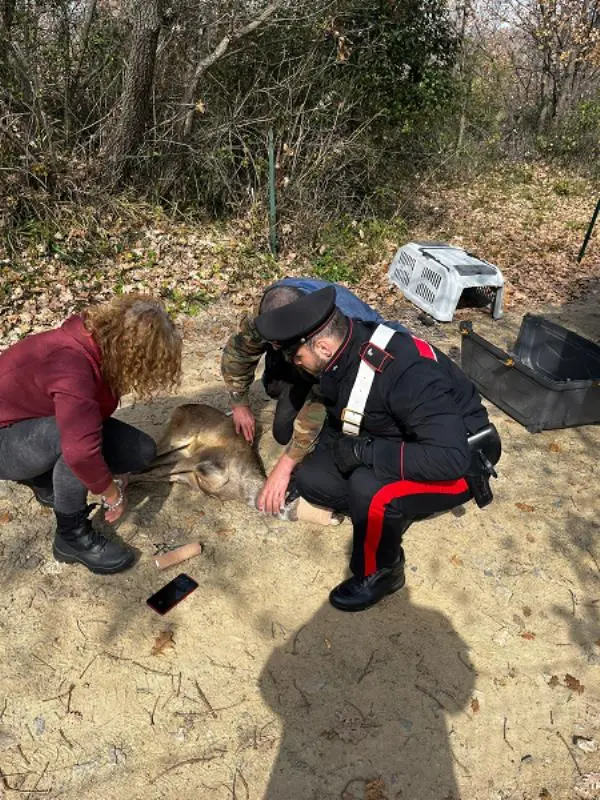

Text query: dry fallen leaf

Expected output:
[573,735,597,753]
[516,502,535,513]
[521,631,536,640]
[549,442,561,452]
[450,553,464,567]
[151,630,175,656]
[471,697,480,713]
[574,773,600,800]
[365,779,386,800]
[564,674,584,695]
[0,511,11,524]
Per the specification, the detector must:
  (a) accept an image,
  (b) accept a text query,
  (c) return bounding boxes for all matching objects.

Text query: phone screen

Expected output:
[146,573,199,615]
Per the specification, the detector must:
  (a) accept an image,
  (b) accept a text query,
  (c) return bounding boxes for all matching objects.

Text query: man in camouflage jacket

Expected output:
[221,278,408,513]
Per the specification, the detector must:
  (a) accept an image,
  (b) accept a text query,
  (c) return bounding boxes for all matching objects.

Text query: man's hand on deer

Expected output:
[232,405,256,444]
[257,453,296,515]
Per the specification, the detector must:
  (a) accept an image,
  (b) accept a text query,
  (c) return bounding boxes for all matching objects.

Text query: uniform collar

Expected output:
[322,319,373,380]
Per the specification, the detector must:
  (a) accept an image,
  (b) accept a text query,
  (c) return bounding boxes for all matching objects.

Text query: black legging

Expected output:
[0,417,156,514]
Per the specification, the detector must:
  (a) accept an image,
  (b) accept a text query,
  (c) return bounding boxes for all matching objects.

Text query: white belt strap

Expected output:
[342,324,396,436]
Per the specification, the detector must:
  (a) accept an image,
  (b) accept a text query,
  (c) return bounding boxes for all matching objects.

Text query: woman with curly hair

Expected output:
[0,294,182,574]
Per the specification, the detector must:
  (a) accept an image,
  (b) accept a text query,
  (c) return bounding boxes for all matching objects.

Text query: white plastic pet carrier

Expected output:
[387,242,504,322]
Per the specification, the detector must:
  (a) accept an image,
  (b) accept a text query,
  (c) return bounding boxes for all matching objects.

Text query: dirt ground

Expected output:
[0,291,599,800]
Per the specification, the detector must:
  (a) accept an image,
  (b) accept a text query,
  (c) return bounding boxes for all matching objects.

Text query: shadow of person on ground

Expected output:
[259,588,475,800]
[549,505,600,663]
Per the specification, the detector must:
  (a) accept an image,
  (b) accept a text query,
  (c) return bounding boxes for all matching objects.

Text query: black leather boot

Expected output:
[17,479,54,508]
[329,556,406,612]
[53,506,135,575]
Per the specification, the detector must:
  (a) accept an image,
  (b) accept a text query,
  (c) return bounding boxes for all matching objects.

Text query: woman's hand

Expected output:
[102,478,128,524]
[104,494,128,524]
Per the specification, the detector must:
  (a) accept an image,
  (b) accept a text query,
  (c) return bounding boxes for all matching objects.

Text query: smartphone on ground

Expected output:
[146,573,199,615]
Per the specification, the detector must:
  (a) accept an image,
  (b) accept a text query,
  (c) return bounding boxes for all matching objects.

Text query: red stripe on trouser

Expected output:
[364,478,469,575]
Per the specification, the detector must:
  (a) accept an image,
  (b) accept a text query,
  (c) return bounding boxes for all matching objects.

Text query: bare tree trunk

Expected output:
[105,0,162,183]
[454,0,471,149]
[0,0,16,82]
[554,58,582,123]
[71,0,98,95]
[537,45,555,132]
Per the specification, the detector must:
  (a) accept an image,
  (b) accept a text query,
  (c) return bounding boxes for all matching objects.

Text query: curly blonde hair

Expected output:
[83,293,182,400]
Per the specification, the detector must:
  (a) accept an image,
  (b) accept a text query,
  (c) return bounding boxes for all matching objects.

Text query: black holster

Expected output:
[465,424,501,509]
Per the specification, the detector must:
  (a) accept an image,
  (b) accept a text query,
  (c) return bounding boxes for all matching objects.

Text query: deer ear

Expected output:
[195,459,229,491]
[196,457,224,475]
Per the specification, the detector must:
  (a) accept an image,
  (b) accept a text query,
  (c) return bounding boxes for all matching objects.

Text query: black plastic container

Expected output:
[460,314,600,432]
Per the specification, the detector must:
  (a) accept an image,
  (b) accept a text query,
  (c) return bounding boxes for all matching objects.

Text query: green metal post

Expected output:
[267,128,278,257]
[577,197,600,263]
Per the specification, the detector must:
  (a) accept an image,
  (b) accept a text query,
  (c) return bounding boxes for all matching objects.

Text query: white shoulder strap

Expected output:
[342,324,396,436]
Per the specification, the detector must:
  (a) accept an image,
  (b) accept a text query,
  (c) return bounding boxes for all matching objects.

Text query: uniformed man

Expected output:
[221,278,408,514]
[253,286,501,611]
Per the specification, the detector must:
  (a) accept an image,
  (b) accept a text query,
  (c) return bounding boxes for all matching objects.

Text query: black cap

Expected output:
[254,285,337,347]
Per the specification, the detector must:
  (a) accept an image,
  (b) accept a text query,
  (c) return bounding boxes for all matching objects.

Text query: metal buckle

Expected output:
[341,408,363,432]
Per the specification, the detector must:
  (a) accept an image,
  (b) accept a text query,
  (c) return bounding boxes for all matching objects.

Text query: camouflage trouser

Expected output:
[263,348,314,445]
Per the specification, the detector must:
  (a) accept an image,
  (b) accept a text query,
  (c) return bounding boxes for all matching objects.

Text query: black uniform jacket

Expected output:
[319,320,489,483]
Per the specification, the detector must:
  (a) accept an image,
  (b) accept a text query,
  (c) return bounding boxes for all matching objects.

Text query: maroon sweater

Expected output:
[0,316,118,494]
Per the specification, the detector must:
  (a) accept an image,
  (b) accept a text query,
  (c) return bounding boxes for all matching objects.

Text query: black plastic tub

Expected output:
[460,314,600,432]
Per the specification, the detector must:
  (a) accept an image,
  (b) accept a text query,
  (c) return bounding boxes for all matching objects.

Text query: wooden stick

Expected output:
[154,543,203,570]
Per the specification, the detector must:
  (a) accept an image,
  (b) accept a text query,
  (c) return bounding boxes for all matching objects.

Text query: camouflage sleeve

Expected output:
[286,389,327,462]
[221,310,266,405]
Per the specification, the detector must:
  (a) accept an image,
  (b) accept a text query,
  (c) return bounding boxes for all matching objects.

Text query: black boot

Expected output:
[53,506,135,575]
[17,479,54,508]
[329,556,406,612]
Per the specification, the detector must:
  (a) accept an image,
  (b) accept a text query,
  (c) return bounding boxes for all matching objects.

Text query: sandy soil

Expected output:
[0,294,599,800]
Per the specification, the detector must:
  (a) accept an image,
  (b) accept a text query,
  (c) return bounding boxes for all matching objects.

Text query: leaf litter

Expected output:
[151,630,175,656]
[574,773,600,800]
[548,674,585,694]
[1,164,597,347]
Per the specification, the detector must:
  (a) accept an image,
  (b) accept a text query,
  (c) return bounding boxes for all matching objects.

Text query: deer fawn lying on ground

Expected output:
[135,404,265,507]
[134,403,341,524]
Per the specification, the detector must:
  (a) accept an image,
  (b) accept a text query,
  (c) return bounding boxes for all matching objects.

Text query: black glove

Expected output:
[333,435,374,475]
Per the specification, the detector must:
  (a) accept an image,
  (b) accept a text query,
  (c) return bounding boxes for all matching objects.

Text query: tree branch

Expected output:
[181,0,283,138]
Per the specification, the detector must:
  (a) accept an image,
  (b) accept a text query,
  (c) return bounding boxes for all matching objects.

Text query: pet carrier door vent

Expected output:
[388,242,504,322]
